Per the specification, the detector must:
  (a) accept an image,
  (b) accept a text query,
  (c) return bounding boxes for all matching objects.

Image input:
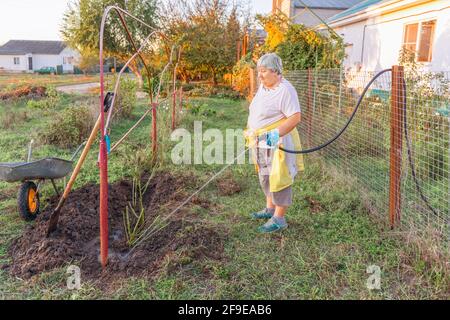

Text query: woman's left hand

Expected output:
[266,129,280,147]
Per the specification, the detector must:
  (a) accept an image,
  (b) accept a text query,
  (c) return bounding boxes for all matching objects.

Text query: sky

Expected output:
[0,0,272,45]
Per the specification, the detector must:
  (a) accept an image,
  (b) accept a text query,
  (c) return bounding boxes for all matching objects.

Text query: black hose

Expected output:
[279,68,440,217]
[402,78,440,216]
[279,68,392,154]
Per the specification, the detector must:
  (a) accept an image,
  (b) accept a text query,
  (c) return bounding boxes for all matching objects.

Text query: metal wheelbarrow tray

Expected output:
[0,158,73,183]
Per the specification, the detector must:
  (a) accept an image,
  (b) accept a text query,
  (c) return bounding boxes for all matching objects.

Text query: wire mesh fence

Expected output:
[283,67,449,242]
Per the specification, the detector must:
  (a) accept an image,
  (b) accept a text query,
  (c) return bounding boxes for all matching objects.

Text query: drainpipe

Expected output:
[360,24,368,64]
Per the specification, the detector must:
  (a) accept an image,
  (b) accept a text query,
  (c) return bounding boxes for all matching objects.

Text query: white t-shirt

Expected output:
[247,78,301,178]
[247,78,301,130]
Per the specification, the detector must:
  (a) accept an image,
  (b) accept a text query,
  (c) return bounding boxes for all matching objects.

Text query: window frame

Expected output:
[13,57,20,65]
[402,19,437,63]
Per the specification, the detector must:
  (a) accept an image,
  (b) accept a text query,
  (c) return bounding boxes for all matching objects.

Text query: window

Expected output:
[417,20,435,62]
[13,57,20,65]
[63,56,74,64]
[403,23,418,53]
[402,20,436,62]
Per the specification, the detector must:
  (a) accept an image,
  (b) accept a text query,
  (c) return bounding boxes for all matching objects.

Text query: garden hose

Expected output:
[402,78,439,217]
[279,68,392,154]
[279,69,440,217]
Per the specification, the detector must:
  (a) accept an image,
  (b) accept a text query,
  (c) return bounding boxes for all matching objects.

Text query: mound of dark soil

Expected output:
[4,172,225,284]
[215,175,241,196]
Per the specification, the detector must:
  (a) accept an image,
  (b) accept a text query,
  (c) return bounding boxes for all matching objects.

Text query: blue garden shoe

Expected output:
[258,217,288,233]
[250,208,274,219]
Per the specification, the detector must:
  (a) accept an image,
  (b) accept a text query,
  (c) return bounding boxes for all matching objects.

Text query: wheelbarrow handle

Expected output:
[27,139,34,162]
[47,116,101,236]
[70,141,87,161]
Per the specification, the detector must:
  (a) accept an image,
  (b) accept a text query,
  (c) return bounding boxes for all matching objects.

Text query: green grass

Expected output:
[0,93,448,299]
[0,73,99,90]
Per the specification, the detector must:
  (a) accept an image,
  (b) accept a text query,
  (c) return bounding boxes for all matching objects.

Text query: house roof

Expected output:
[294,0,366,10]
[327,0,385,22]
[0,40,67,55]
[254,29,268,39]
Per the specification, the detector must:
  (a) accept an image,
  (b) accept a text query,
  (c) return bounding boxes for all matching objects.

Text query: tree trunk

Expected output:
[128,61,144,89]
[211,68,218,86]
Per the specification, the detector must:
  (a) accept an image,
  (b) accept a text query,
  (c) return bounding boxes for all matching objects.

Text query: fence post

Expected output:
[307,68,313,147]
[389,65,405,228]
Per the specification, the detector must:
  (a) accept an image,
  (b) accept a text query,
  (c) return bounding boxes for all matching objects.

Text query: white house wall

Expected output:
[32,54,61,71]
[0,47,80,73]
[60,47,79,72]
[0,54,27,72]
[334,0,450,72]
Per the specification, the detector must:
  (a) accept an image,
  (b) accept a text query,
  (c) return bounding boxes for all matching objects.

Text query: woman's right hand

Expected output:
[244,129,257,148]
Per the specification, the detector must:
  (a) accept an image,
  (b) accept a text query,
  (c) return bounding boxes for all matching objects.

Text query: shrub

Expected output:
[0,85,46,100]
[186,102,216,117]
[232,54,255,97]
[181,83,195,92]
[26,85,59,110]
[108,76,137,120]
[40,105,95,148]
[184,83,242,100]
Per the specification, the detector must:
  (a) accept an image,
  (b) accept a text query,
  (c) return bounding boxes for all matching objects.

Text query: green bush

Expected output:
[186,102,216,117]
[181,83,195,92]
[26,85,59,110]
[185,83,242,100]
[108,76,137,120]
[40,105,95,148]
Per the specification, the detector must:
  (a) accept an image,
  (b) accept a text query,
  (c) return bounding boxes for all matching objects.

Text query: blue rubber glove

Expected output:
[266,129,280,147]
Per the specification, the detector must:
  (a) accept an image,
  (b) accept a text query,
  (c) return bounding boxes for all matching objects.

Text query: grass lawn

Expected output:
[0,93,448,299]
[0,73,99,90]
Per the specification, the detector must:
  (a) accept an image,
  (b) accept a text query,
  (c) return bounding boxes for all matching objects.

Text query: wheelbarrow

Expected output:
[0,140,85,221]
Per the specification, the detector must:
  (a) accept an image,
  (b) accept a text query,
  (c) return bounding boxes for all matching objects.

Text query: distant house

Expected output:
[0,40,79,73]
[273,0,366,26]
[327,0,450,72]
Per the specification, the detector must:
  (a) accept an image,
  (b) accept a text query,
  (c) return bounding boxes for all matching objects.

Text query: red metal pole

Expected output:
[99,14,109,268]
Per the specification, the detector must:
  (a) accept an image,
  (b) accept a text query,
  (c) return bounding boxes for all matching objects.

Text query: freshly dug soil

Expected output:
[215,174,241,196]
[4,172,225,284]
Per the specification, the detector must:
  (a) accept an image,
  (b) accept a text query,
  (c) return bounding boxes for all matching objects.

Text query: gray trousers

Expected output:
[258,174,293,207]
[256,146,293,207]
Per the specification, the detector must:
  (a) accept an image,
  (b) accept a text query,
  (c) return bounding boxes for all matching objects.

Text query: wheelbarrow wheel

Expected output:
[17,181,40,221]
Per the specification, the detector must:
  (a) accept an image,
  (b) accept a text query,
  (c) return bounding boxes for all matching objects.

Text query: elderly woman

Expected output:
[245,53,304,233]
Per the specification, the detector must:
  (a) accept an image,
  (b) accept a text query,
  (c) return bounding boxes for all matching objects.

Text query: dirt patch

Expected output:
[305,196,324,214]
[4,172,225,286]
[215,174,241,196]
[0,85,46,100]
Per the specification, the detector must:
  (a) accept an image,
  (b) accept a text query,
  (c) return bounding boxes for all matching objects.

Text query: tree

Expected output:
[160,0,246,85]
[77,48,99,74]
[61,0,159,87]
[256,12,344,70]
